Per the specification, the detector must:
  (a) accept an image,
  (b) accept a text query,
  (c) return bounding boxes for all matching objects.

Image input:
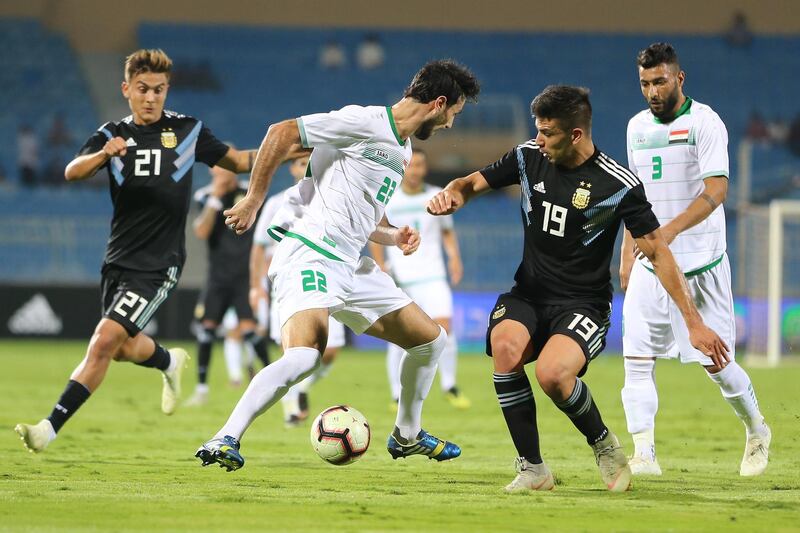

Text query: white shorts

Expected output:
[399,279,453,319]
[268,237,412,336]
[256,296,269,331]
[622,254,736,364]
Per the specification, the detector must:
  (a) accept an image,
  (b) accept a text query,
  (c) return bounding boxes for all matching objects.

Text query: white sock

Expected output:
[214,347,320,441]
[706,362,765,434]
[194,383,209,395]
[438,331,458,392]
[386,343,404,401]
[298,360,333,393]
[223,337,243,383]
[621,358,658,458]
[165,351,178,374]
[394,326,447,442]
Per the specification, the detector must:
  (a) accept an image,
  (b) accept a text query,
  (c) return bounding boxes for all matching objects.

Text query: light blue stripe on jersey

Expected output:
[516,146,533,226]
[580,188,628,246]
[171,121,202,183]
[176,121,202,155]
[100,128,113,140]
[110,158,124,185]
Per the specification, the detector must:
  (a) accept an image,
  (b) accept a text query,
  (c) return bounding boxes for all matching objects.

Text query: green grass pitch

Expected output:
[1,340,798,532]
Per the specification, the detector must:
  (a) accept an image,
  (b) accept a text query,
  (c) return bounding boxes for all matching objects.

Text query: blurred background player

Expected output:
[186,162,270,406]
[369,149,470,410]
[250,155,345,426]
[14,49,257,452]
[620,42,770,477]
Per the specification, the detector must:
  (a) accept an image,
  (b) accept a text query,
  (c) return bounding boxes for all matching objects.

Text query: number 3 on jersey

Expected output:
[651,155,662,180]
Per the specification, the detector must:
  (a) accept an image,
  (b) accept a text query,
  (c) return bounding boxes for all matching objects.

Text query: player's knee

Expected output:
[490,336,526,372]
[534,363,570,398]
[90,331,126,362]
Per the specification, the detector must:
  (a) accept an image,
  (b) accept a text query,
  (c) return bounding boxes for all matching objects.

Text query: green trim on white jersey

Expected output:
[653,96,693,124]
[297,118,309,148]
[643,254,724,277]
[385,106,406,146]
[267,225,344,261]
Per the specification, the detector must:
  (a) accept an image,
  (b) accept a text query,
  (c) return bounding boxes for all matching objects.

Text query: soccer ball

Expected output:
[310,405,371,465]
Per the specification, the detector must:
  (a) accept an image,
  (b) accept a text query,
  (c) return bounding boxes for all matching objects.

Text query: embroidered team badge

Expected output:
[572,181,592,209]
[492,305,506,320]
[161,129,177,149]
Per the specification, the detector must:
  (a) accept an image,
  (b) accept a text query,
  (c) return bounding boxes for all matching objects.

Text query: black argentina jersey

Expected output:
[481,141,659,304]
[78,111,229,271]
[194,181,255,285]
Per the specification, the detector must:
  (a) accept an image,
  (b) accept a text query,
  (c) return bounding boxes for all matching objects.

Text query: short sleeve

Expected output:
[617,184,660,238]
[196,123,230,167]
[479,148,521,189]
[297,105,375,149]
[77,123,113,158]
[696,113,729,179]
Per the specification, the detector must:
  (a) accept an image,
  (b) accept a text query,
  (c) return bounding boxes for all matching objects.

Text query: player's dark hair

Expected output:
[403,60,480,106]
[125,49,173,82]
[637,42,680,70]
[531,85,592,131]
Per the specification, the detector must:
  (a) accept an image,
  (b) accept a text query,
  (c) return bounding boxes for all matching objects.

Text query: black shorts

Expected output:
[101,263,181,337]
[197,277,254,325]
[486,291,611,377]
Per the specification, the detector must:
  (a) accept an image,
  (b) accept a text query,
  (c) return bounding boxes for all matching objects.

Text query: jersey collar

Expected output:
[386,106,407,146]
[653,96,693,124]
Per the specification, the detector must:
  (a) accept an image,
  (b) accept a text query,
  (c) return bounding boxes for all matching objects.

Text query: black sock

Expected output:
[47,380,91,433]
[135,343,171,371]
[494,371,542,464]
[554,378,608,445]
[243,330,270,367]
[197,339,213,384]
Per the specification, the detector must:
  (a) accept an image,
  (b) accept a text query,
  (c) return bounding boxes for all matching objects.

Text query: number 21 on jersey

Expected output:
[135,149,162,177]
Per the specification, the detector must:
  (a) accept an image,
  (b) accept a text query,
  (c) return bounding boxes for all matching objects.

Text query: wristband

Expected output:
[205,197,223,211]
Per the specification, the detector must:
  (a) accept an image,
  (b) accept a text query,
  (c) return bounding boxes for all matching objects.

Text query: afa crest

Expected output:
[492,305,506,320]
[161,129,177,149]
[572,181,592,209]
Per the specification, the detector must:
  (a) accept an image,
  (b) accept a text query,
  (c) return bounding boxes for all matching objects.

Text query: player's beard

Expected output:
[413,118,437,140]
[649,86,681,122]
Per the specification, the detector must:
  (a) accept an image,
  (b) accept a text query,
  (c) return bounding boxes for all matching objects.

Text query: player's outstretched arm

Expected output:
[635,229,730,367]
[619,229,636,292]
[370,215,420,256]
[224,119,304,235]
[249,242,269,312]
[427,171,491,215]
[64,137,127,181]
[442,228,463,286]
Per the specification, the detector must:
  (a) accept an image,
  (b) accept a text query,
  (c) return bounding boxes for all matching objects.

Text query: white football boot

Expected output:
[740,423,771,477]
[504,457,555,492]
[162,348,189,415]
[591,432,632,492]
[15,419,56,453]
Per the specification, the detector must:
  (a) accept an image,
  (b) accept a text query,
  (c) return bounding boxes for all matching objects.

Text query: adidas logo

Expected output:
[533,181,546,194]
[8,294,63,335]
[125,137,137,147]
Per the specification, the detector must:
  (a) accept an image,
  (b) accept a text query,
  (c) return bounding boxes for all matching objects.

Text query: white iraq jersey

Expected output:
[253,188,289,256]
[627,97,729,273]
[268,105,412,263]
[384,184,453,286]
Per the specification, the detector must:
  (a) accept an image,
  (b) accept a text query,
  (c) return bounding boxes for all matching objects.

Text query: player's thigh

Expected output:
[622,261,675,358]
[486,292,538,372]
[403,281,453,324]
[281,308,330,352]
[671,256,737,364]
[540,302,611,378]
[365,302,440,348]
[334,256,416,341]
[202,282,234,326]
[102,263,180,338]
[230,278,256,323]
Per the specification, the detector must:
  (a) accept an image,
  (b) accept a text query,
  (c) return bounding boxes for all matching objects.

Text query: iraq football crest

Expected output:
[161,129,177,149]
[572,181,592,209]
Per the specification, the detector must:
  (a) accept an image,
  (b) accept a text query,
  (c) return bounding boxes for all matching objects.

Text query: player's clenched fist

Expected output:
[395,225,420,256]
[427,188,464,215]
[103,136,128,158]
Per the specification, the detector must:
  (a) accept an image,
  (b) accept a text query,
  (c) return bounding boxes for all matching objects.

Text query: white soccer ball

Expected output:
[309,405,371,465]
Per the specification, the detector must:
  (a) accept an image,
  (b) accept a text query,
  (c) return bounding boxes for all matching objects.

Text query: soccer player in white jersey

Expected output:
[250,155,346,426]
[620,43,770,477]
[368,149,470,410]
[196,60,481,471]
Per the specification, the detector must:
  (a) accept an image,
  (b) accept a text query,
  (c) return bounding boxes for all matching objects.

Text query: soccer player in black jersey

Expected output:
[428,85,729,492]
[185,163,270,406]
[15,49,256,453]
